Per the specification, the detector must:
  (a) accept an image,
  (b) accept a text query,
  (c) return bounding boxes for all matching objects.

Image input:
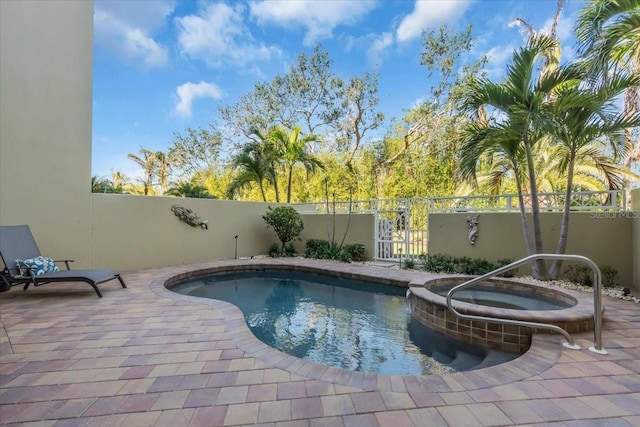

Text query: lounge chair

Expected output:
[0,225,126,298]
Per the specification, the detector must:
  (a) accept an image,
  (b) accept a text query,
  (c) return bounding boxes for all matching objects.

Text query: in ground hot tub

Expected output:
[408,277,595,353]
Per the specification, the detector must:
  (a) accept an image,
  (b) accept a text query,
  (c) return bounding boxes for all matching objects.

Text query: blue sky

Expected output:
[92,0,586,179]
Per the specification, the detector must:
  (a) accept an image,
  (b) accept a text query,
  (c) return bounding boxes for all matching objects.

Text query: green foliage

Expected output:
[284,243,298,257]
[268,125,324,203]
[564,264,623,288]
[304,240,367,263]
[403,257,416,270]
[127,148,172,195]
[421,23,486,105]
[168,126,221,180]
[600,265,619,288]
[304,239,332,258]
[496,259,518,278]
[422,254,518,277]
[166,181,214,198]
[268,242,299,258]
[227,140,276,201]
[91,176,124,194]
[262,206,304,250]
[422,254,455,273]
[343,244,367,262]
[268,243,281,258]
[565,265,594,287]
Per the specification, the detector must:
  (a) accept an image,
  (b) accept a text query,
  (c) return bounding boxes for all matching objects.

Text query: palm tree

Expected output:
[91,176,124,193]
[166,181,212,198]
[459,121,535,255]
[576,0,640,200]
[111,171,130,190]
[250,127,281,202]
[460,35,579,279]
[226,142,274,201]
[547,71,640,278]
[127,148,157,196]
[456,137,636,196]
[154,151,172,195]
[268,126,324,203]
[91,176,111,193]
[534,139,636,193]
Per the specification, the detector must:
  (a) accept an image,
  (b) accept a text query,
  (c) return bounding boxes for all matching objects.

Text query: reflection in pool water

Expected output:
[171,270,518,375]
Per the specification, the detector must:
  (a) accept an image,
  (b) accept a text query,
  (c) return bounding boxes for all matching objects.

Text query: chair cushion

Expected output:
[16,256,59,277]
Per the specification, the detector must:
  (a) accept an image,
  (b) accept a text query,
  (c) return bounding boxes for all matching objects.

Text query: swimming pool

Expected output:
[170,269,518,375]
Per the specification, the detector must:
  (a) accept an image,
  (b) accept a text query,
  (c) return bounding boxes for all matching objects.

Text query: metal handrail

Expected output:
[446,254,607,354]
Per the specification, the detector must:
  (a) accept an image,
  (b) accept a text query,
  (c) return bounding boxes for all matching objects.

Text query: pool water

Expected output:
[171,270,518,375]
[432,285,573,310]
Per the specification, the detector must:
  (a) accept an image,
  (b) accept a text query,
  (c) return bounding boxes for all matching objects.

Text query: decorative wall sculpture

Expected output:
[171,205,208,230]
[466,214,480,245]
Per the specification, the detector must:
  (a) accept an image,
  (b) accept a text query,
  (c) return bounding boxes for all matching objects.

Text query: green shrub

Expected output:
[343,243,367,262]
[304,240,368,263]
[305,239,330,258]
[268,243,281,258]
[403,257,416,270]
[422,254,519,277]
[263,206,304,251]
[284,243,297,257]
[422,254,456,273]
[565,264,594,287]
[338,249,352,263]
[496,259,518,278]
[600,265,618,288]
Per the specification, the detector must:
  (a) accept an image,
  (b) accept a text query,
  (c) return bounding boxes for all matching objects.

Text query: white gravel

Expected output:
[518,276,639,303]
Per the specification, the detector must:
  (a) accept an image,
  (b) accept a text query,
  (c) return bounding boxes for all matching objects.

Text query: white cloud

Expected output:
[484,43,517,78]
[176,3,279,68]
[367,32,393,65]
[175,81,224,117]
[249,0,379,46]
[396,0,473,43]
[94,0,173,68]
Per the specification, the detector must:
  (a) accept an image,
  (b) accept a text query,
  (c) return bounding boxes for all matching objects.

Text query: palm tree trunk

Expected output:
[286,166,293,203]
[258,182,267,202]
[524,134,548,280]
[513,162,535,256]
[274,179,281,203]
[549,150,576,279]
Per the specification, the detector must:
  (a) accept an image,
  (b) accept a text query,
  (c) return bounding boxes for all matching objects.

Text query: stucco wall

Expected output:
[90,195,375,271]
[91,195,278,271]
[428,212,635,287]
[0,1,94,267]
[632,189,640,288]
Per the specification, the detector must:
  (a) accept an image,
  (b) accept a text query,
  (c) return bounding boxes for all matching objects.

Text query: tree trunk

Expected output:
[259,182,267,202]
[286,166,293,203]
[273,176,281,203]
[549,150,576,279]
[524,134,548,280]
[513,162,535,256]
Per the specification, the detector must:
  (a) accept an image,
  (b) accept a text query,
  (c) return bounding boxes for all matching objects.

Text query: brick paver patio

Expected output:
[1,259,638,426]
